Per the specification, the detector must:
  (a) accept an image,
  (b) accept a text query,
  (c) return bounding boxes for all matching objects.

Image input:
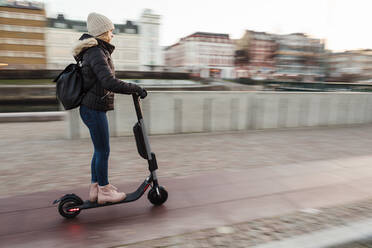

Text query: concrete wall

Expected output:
[66,91,372,139]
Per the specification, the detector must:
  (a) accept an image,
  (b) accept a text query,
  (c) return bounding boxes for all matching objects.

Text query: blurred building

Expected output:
[274,33,325,82]
[46,14,140,70]
[235,30,276,80]
[139,9,162,71]
[0,0,46,69]
[164,32,235,79]
[326,50,372,82]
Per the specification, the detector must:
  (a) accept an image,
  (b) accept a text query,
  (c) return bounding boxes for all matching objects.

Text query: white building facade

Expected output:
[139,9,162,71]
[45,14,141,70]
[164,32,236,79]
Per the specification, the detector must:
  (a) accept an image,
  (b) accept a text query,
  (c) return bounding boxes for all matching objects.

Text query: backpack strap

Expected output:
[79,47,101,97]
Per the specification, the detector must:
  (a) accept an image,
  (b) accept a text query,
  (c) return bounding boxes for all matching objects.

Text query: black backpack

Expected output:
[53,51,93,110]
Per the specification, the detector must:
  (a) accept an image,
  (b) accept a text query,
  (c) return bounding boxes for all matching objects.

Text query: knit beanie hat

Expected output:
[87,12,114,37]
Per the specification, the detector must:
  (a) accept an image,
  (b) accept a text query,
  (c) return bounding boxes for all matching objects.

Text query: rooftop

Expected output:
[47,14,139,34]
[189,31,230,38]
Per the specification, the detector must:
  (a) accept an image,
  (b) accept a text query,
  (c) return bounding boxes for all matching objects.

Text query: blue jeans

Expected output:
[79,105,109,186]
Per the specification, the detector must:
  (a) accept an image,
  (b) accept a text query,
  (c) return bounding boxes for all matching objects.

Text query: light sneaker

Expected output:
[98,184,126,204]
[108,184,118,191]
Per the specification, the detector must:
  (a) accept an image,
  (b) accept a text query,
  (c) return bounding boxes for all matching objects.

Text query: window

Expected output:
[0,51,45,58]
[54,22,68,29]
[125,28,136,34]
[0,38,44,45]
[0,24,44,33]
[73,25,86,32]
[0,11,45,21]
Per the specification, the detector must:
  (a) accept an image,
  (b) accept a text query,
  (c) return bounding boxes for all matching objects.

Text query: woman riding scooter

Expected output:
[72,12,147,204]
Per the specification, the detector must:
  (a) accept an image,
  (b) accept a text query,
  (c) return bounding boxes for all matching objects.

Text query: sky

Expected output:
[40,0,372,52]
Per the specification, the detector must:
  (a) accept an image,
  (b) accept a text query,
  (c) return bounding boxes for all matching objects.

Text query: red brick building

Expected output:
[235,30,276,79]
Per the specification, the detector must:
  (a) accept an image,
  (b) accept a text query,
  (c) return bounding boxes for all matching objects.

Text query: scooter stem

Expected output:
[132,94,143,121]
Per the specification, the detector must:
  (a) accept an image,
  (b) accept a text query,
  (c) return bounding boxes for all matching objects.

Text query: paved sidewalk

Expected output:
[2,122,372,247]
[2,121,372,198]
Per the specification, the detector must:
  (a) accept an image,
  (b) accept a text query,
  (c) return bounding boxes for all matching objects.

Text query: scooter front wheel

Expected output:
[58,196,83,219]
[148,186,168,206]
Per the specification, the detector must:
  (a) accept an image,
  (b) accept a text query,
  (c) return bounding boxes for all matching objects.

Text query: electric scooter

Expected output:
[53,94,168,219]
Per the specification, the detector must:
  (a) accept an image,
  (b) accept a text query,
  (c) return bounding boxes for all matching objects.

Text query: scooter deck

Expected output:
[76,179,151,210]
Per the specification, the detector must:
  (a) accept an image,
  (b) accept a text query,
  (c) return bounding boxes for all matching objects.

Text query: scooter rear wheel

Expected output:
[148,186,168,206]
[58,196,83,219]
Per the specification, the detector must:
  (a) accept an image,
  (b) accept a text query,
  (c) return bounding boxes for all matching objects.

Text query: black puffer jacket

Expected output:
[73,33,142,111]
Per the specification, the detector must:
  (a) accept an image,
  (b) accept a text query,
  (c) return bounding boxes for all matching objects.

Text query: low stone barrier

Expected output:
[66,91,372,139]
[0,85,56,101]
[0,111,65,122]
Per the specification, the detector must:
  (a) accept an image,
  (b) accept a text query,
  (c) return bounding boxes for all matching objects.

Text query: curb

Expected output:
[252,218,372,248]
[0,111,65,122]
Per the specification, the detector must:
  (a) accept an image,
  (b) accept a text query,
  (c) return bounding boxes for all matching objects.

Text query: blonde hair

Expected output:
[96,31,111,43]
